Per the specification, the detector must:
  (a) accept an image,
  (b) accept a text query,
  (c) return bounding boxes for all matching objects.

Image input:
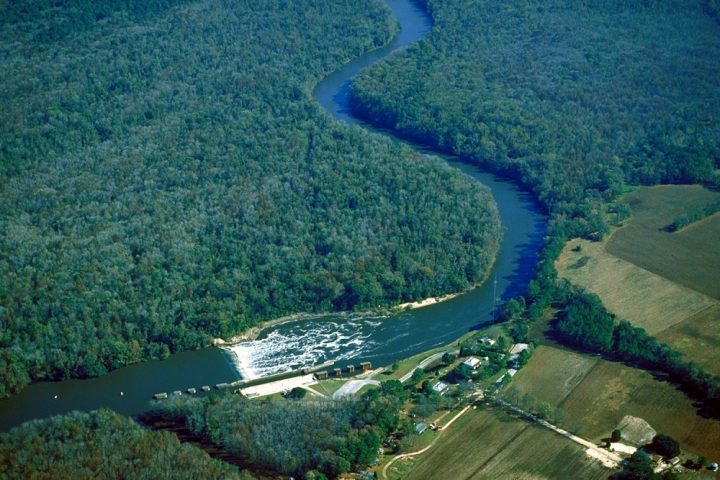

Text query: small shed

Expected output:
[463,357,481,370]
[432,381,449,395]
[415,422,428,435]
[509,343,529,355]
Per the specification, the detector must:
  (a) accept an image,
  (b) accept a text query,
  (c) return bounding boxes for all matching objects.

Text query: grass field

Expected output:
[392,406,612,480]
[512,346,720,460]
[557,238,716,335]
[657,304,720,377]
[510,346,598,405]
[606,185,720,299]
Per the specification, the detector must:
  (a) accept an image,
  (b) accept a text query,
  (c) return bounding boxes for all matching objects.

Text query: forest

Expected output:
[0,0,501,397]
[350,0,720,238]
[349,0,720,416]
[0,409,255,479]
[145,381,407,478]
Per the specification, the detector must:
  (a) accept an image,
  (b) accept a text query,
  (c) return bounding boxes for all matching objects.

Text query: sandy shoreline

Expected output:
[212,288,471,347]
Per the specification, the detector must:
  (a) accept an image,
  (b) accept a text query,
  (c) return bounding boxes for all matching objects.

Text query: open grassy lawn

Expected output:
[395,406,612,480]
[510,346,599,405]
[556,238,716,335]
[606,185,720,299]
[657,304,720,377]
[513,346,720,460]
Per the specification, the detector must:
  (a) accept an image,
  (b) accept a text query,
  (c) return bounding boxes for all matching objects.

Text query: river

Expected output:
[0,0,544,432]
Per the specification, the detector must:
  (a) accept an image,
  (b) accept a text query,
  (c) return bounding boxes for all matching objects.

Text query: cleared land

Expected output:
[512,346,720,460]
[657,304,720,377]
[606,185,720,299]
[392,406,612,480]
[510,346,598,405]
[557,238,716,335]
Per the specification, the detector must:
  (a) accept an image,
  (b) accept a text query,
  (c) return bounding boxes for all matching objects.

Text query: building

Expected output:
[415,422,428,434]
[334,367,342,377]
[360,361,372,371]
[509,343,529,355]
[432,381,449,395]
[347,365,355,374]
[480,336,496,346]
[315,371,329,380]
[463,357,481,370]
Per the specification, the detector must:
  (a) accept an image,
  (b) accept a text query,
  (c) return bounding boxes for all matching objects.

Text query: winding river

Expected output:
[0,0,544,432]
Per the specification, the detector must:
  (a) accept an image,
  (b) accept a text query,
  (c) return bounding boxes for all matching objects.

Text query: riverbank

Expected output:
[213,288,472,346]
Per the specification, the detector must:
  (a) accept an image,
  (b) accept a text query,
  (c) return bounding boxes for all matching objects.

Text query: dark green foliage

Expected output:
[0,409,250,479]
[0,0,500,396]
[286,387,307,400]
[666,201,720,231]
[554,290,615,353]
[647,434,681,459]
[0,0,197,42]
[610,450,678,480]
[152,382,404,477]
[350,0,720,235]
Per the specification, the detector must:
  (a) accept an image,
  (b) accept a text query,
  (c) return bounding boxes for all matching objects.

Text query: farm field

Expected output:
[512,345,720,460]
[606,185,720,299]
[509,346,598,405]
[556,185,720,379]
[657,304,720,377]
[556,237,716,335]
[391,406,613,480]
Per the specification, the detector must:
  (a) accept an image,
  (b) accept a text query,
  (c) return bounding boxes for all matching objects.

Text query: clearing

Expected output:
[606,185,720,299]
[512,345,720,460]
[390,406,613,480]
[557,238,716,335]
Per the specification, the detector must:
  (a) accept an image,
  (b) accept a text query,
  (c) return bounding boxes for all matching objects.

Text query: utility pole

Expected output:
[492,273,498,322]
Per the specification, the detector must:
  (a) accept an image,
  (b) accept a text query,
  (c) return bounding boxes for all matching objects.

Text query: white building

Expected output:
[463,357,481,370]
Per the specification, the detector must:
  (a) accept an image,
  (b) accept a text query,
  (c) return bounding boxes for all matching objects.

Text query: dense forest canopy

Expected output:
[149,382,407,478]
[0,0,501,397]
[350,0,720,236]
[0,409,253,479]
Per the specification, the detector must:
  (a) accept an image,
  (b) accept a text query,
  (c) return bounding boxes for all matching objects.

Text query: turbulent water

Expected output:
[223,315,387,379]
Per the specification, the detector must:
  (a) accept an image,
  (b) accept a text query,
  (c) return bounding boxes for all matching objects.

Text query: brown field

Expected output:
[606,185,720,299]
[657,304,720,377]
[556,238,716,335]
[513,346,720,460]
[510,346,598,405]
[394,406,612,480]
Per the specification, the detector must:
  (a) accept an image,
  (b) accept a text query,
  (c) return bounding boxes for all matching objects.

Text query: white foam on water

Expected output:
[223,315,382,378]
